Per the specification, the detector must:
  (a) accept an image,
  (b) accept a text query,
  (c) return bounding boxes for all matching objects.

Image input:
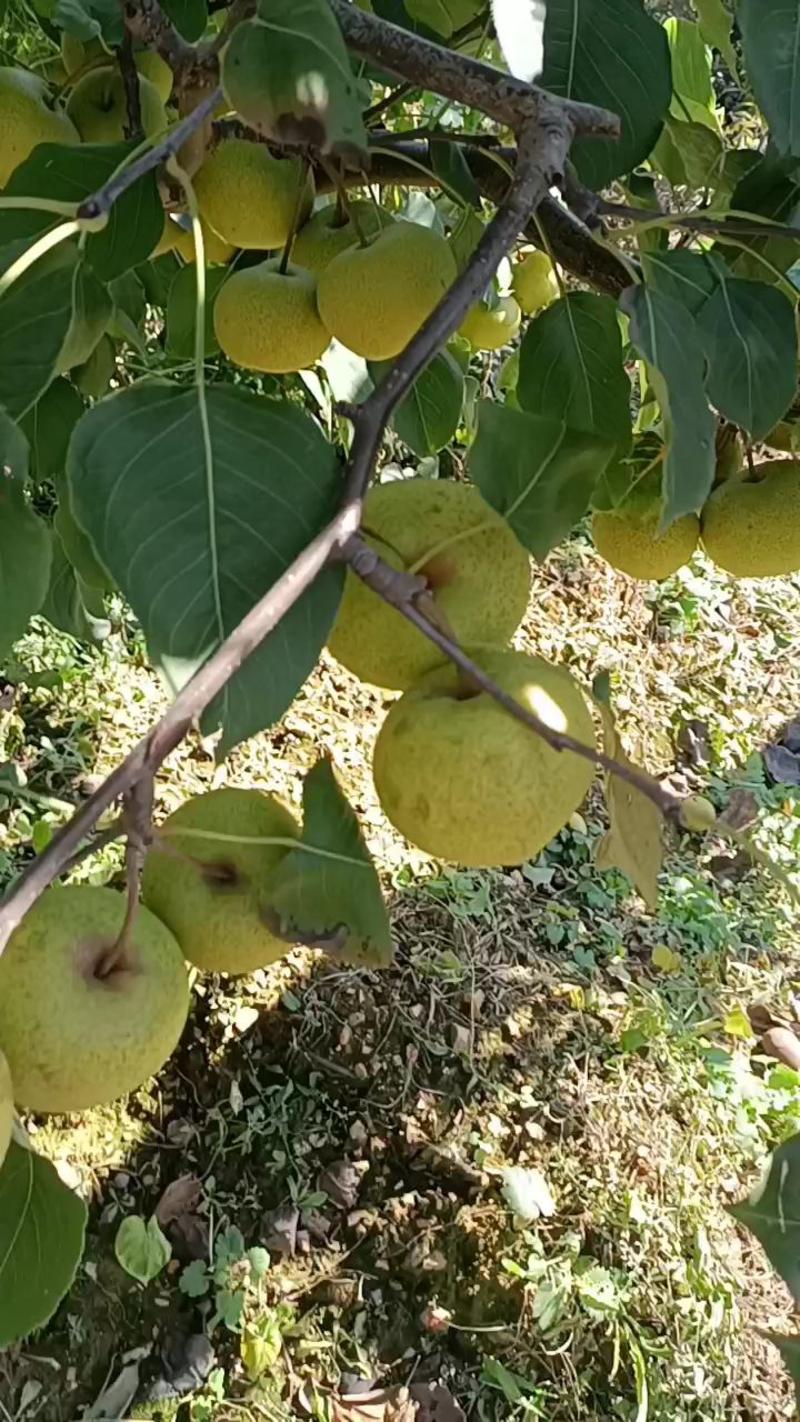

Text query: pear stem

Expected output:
[278,159,311,276]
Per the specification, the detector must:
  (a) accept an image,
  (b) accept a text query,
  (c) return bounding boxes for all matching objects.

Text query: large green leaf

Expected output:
[0,250,75,418]
[721,153,800,281]
[651,116,724,189]
[405,0,484,36]
[517,293,632,453]
[665,17,718,128]
[696,278,797,439]
[641,248,720,315]
[470,402,613,560]
[54,0,122,44]
[0,412,52,658]
[67,381,344,753]
[20,378,85,482]
[539,0,672,187]
[224,0,369,164]
[620,284,715,525]
[161,0,207,40]
[0,1141,87,1346]
[730,1133,800,1300]
[263,758,393,968]
[738,0,800,158]
[0,143,161,282]
[372,351,464,456]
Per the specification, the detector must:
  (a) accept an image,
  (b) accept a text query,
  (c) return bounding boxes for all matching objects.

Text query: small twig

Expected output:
[344,537,682,821]
[364,81,415,125]
[76,86,223,223]
[117,27,143,142]
[597,196,800,242]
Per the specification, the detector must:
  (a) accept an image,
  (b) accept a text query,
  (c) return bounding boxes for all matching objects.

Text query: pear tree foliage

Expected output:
[0,0,799,1356]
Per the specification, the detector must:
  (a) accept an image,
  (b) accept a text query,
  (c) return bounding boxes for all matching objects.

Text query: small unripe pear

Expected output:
[214,259,330,373]
[459,296,521,351]
[511,250,558,315]
[679,795,717,832]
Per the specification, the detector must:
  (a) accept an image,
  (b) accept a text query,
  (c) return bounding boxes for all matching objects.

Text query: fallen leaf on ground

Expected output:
[155,1175,203,1227]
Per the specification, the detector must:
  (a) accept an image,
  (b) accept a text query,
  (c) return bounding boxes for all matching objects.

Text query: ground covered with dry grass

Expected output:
[2,538,800,1422]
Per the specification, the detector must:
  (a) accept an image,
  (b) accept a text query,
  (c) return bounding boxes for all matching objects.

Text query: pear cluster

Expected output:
[327,476,597,869]
[0,786,304,1119]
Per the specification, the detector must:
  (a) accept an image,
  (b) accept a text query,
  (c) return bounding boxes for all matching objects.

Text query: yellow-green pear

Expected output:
[701,459,800,577]
[327,478,531,690]
[511,249,559,315]
[193,138,313,250]
[133,50,173,103]
[67,66,166,142]
[174,217,236,266]
[142,788,300,976]
[60,33,105,74]
[0,67,78,187]
[592,507,699,580]
[214,259,330,373]
[0,1048,12,1168]
[459,295,522,351]
[0,886,189,1113]
[317,222,457,360]
[292,200,394,273]
[373,649,596,867]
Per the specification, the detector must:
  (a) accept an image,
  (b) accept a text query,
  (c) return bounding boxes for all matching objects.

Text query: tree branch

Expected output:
[329,0,619,140]
[344,538,682,820]
[117,28,143,142]
[122,0,196,79]
[0,506,359,953]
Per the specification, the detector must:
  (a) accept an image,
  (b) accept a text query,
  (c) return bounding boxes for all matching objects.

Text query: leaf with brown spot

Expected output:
[595,701,663,909]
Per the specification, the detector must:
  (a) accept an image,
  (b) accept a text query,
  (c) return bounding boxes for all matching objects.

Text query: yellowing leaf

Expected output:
[595,703,664,909]
[652,945,683,974]
[723,1006,755,1040]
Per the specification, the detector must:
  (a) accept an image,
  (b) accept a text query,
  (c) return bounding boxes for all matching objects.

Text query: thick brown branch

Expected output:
[117,28,143,141]
[123,0,196,79]
[329,0,619,140]
[345,538,681,820]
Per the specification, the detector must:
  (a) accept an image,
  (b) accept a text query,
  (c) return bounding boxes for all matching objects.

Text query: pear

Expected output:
[701,459,800,577]
[328,478,530,690]
[317,222,457,360]
[214,259,330,373]
[292,200,393,273]
[511,249,559,315]
[174,217,236,266]
[592,506,699,580]
[459,295,522,351]
[141,788,300,976]
[0,1048,12,1168]
[193,138,313,250]
[0,67,78,188]
[60,33,105,75]
[373,649,596,867]
[132,51,173,104]
[0,886,189,1113]
[66,66,166,142]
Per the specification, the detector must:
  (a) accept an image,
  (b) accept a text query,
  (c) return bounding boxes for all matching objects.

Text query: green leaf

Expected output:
[430,137,482,208]
[0,415,52,658]
[180,1259,211,1298]
[539,0,672,187]
[695,278,797,440]
[263,758,393,968]
[54,0,122,44]
[372,351,464,456]
[60,259,112,372]
[641,248,720,315]
[620,284,715,525]
[692,0,737,75]
[54,472,113,591]
[721,153,800,281]
[469,402,613,560]
[161,0,207,40]
[166,263,227,360]
[0,250,74,418]
[115,1214,172,1284]
[40,536,110,644]
[664,17,718,128]
[67,381,344,753]
[223,0,369,165]
[20,378,85,482]
[729,1133,800,1300]
[651,116,724,189]
[594,700,663,909]
[517,292,632,453]
[0,143,162,282]
[738,0,800,158]
[0,1141,87,1346]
